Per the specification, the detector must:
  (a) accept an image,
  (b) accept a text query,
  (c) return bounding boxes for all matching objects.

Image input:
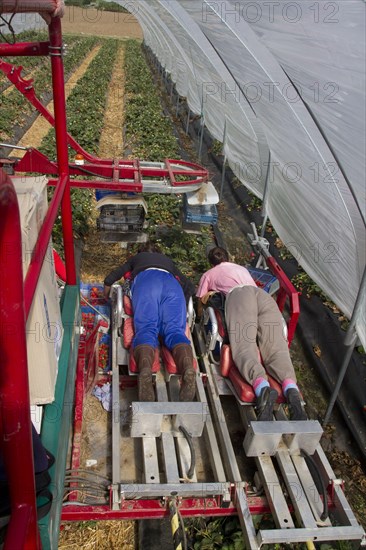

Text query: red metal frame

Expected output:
[61,497,270,521]
[0,59,208,189]
[266,256,300,346]
[0,170,41,549]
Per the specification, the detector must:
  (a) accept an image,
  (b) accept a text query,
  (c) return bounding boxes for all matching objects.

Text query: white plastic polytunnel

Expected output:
[119,0,366,348]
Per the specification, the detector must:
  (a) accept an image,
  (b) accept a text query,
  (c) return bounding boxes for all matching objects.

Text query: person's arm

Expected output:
[103,285,112,300]
[103,260,132,298]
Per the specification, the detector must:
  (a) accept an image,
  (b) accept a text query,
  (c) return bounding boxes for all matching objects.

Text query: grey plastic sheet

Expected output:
[120,0,365,348]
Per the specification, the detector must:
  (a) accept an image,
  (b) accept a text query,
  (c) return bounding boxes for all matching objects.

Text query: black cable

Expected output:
[179,425,195,479]
[65,469,111,482]
[64,476,109,489]
[301,449,329,521]
[0,14,16,44]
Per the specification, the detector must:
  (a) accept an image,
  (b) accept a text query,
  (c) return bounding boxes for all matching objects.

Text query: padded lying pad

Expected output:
[160,346,198,375]
[129,346,161,373]
[122,317,134,349]
[123,294,133,316]
[220,344,285,403]
[160,324,196,374]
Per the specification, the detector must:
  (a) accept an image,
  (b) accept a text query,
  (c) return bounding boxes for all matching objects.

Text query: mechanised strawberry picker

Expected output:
[0,1,365,549]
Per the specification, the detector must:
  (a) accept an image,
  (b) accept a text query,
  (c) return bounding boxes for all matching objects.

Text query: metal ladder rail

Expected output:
[274,407,331,527]
[167,334,227,485]
[239,406,365,546]
[240,406,314,532]
[194,324,260,550]
[111,287,122,509]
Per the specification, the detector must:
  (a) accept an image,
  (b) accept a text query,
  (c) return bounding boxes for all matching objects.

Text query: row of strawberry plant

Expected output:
[39,38,120,246]
[124,40,212,283]
[0,34,99,141]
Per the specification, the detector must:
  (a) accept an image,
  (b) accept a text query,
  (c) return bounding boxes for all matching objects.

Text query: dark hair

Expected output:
[208,246,229,266]
[137,242,161,254]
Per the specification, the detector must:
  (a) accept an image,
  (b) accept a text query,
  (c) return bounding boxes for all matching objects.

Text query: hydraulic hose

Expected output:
[301,449,329,522]
[179,425,195,479]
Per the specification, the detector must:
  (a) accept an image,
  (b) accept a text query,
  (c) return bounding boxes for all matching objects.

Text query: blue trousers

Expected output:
[131,269,190,349]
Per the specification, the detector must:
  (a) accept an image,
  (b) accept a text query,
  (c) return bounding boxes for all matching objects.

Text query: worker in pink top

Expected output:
[196,247,307,421]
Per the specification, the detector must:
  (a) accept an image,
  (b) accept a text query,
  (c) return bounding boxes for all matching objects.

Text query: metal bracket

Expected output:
[129,402,208,437]
[243,420,323,456]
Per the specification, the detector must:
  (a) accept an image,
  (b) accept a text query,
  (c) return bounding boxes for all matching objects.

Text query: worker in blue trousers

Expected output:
[104,242,196,402]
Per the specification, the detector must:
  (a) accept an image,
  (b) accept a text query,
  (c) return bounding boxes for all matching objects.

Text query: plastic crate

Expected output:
[183,196,218,225]
[80,282,105,305]
[97,204,145,232]
[247,267,279,294]
[97,219,144,232]
[99,333,111,372]
[99,204,145,222]
[95,190,118,201]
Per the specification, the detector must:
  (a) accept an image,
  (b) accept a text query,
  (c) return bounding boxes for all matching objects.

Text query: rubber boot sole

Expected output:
[179,369,196,402]
[256,387,278,421]
[138,373,155,402]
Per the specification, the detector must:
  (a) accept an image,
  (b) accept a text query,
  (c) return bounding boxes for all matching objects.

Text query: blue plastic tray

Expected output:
[248,267,278,293]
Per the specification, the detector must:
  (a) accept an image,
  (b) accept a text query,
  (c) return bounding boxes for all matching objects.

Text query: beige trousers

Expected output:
[225,286,296,385]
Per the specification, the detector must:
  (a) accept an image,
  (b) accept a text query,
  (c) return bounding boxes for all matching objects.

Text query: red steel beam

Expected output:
[61,497,272,522]
[49,18,76,286]
[267,256,300,345]
[0,42,49,56]
[0,169,40,549]
[14,149,208,184]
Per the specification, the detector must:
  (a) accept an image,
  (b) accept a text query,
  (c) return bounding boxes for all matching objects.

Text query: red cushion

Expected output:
[129,346,161,373]
[123,294,133,316]
[160,346,198,375]
[220,344,285,403]
[122,317,134,349]
[216,311,226,339]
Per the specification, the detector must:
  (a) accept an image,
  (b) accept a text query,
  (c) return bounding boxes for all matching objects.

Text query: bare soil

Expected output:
[61,6,143,40]
[80,43,129,283]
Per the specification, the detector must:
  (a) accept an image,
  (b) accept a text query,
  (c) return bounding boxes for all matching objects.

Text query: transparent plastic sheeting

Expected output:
[120,0,365,347]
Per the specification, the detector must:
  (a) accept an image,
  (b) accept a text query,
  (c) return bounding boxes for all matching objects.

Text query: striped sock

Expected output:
[282,378,299,395]
[253,377,270,397]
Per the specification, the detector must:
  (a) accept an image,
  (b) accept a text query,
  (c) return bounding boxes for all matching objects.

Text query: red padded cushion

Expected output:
[123,294,133,316]
[220,344,233,377]
[220,344,285,403]
[216,311,226,339]
[122,317,134,349]
[129,346,161,373]
[160,346,198,375]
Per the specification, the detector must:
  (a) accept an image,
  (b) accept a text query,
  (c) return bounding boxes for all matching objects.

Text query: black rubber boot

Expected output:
[286,388,307,420]
[172,344,196,402]
[255,386,278,421]
[134,345,155,402]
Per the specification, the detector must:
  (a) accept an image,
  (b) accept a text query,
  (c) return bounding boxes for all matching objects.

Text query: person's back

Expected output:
[196,261,257,296]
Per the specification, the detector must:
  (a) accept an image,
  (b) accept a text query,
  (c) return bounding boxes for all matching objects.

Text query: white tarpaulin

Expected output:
[119,0,366,348]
